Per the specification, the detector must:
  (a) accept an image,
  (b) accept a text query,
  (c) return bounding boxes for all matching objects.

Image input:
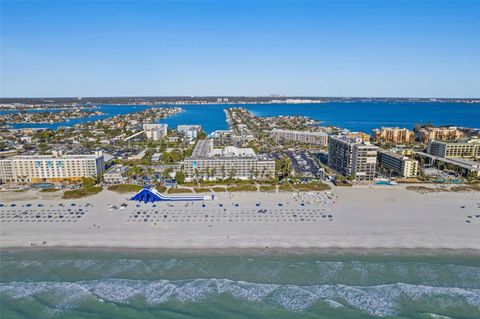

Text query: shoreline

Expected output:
[3,246,480,258]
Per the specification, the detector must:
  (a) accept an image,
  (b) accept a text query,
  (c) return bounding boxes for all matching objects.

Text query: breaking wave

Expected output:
[3,258,480,289]
[1,278,480,317]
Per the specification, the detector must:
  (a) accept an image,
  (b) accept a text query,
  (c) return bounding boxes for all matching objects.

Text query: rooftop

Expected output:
[212,146,256,157]
[330,134,374,146]
[415,151,480,170]
[429,138,480,145]
[190,139,259,159]
[143,123,168,130]
[3,151,103,161]
[104,164,128,175]
[378,149,416,161]
[271,128,327,136]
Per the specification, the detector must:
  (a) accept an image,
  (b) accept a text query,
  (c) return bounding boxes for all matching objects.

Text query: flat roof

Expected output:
[414,151,480,170]
[429,139,480,145]
[378,150,415,161]
[105,165,128,174]
[271,128,327,136]
[3,154,102,160]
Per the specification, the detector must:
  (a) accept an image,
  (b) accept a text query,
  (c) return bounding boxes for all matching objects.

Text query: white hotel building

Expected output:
[270,129,328,147]
[0,151,105,183]
[143,123,168,141]
[183,139,275,181]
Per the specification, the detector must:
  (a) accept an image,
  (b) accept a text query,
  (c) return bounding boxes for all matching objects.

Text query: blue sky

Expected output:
[1,0,479,98]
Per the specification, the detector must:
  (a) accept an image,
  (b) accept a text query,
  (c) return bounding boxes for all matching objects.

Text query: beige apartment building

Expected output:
[328,135,378,181]
[377,150,419,178]
[372,127,414,144]
[427,139,480,159]
[143,123,168,141]
[183,139,275,181]
[0,151,105,183]
[270,129,328,147]
[415,126,464,143]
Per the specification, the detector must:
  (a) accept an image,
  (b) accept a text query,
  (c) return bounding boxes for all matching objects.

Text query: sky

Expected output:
[0,0,479,98]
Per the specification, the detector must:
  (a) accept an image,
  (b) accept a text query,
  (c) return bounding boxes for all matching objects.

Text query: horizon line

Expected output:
[1,95,479,100]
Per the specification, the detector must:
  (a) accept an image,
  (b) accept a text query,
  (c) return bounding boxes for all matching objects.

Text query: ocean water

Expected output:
[1,250,479,319]
[2,102,480,133]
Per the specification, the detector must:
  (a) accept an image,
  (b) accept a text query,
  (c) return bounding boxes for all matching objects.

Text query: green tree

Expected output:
[81,177,96,191]
[175,171,185,184]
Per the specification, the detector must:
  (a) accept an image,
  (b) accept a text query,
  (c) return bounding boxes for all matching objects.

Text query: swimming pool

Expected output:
[31,183,55,189]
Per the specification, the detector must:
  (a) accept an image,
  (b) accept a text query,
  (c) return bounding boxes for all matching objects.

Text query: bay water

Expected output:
[2,102,479,133]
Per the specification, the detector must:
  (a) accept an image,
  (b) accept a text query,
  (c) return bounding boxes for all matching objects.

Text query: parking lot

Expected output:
[285,151,320,177]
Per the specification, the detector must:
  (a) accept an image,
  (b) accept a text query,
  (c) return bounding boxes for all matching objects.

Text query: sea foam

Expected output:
[1,278,479,317]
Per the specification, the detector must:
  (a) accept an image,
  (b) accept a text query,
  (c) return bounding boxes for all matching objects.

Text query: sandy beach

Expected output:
[1,186,479,251]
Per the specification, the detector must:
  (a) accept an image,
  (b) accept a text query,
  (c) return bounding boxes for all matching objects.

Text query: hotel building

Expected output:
[415,126,464,143]
[377,150,419,178]
[372,127,414,144]
[328,135,378,181]
[427,139,480,159]
[270,129,328,147]
[183,139,275,181]
[103,164,128,184]
[0,151,105,183]
[143,123,168,141]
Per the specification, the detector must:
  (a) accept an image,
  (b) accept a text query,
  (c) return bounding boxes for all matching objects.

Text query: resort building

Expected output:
[143,123,168,141]
[270,129,328,147]
[328,135,378,181]
[414,151,480,178]
[183,139,275,181]
[415,126,464,143]
[377,150,419,178]
[0,151,105,183]
[372,127,414,144]
[344,131,371,143]
[103,164,128,184]
[427,139,480,159]
[208,130,236,146]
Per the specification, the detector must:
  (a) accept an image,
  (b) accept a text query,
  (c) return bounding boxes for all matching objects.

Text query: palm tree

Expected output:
[261,167,267,180]
[229,168,237,181]
[221,165,226,179]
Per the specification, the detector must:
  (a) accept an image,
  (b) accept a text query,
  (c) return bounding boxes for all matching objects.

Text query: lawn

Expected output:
[194,187,211,193]
[226,185,257,192]
[278,184,293,192]
[39,188,59,193]
[107,184,143,194]
[259,185,276,192]
[291,183,331,192]
[167,187,193,194]
[63,187,102,199]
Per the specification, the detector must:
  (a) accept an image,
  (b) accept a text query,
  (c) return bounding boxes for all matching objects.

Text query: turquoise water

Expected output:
[375,181,393,185]
[1,250,479,318]
[3,102,480,133]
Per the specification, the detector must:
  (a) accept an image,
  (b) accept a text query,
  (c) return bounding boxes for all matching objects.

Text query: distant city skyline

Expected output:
[1,0,479,98]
